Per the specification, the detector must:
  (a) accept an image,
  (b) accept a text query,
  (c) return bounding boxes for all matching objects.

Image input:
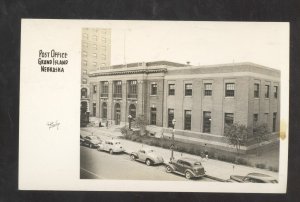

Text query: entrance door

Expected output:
[115,103,121,125]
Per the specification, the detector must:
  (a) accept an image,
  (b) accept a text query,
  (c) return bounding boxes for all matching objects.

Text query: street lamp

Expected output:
[128,114,133,130]
[170,118,176,161]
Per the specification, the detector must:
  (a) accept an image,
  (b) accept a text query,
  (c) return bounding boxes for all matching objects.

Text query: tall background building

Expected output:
[81,28,111,125]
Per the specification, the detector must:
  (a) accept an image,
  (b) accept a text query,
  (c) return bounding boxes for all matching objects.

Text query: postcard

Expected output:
[19,19,289,192]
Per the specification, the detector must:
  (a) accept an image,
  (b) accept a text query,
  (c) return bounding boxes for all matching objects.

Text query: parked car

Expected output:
[229,173,278,183]
[97,139,124,154]
[165,157,206,179]
[81,135,102,148]
[130,148,164,166]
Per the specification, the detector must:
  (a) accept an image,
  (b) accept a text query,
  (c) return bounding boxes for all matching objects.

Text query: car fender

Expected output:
[131,152,139,158]
[185,169,197,177]
[166,164,176,171]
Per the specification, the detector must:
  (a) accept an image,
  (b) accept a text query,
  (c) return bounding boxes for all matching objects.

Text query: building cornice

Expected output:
[89,68,167,77]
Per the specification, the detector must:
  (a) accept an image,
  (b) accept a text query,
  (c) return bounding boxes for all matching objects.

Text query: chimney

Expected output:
[186,61,190,65]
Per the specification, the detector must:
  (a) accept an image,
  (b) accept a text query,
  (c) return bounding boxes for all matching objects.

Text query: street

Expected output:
[80,146,215,181]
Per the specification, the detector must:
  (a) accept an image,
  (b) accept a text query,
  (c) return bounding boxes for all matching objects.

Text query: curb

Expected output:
[204,175,227,182]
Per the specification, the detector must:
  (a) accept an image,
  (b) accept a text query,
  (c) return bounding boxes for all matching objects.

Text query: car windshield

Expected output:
[146,150,154,153]
[194,162,202,166]
[114,142,120,144]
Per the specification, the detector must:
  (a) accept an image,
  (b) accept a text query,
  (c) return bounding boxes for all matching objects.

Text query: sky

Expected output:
[108,21,289,70]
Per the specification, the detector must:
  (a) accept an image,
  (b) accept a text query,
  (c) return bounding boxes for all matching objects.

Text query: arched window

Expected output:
[102,103,107,119]
[129,104,136,118]
[114,103,121,125]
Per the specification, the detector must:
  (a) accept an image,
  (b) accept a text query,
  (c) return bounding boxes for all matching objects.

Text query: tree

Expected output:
[223,123,250,155]
[253,123,270,156]
[133,114,147,136]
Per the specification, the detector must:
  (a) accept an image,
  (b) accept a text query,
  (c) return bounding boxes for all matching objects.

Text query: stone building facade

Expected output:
[85,61,280,151]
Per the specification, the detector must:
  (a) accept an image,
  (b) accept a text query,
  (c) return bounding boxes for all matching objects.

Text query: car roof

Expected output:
[246,173,277,181]
[178,157,200,163]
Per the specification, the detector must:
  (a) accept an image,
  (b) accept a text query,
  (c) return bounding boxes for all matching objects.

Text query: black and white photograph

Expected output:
[79,22,287,184]
[18,20,289,192]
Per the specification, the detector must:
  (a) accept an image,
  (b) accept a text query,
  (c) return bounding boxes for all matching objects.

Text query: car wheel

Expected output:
[145,159,152,166]
[166,166,172,173]
[185,171,192,179]
[109,149,113,155]
[130,154,136,160]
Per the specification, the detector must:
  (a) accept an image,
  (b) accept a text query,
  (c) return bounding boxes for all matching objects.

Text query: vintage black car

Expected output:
[81,135,102,148]
[165,157,206,179]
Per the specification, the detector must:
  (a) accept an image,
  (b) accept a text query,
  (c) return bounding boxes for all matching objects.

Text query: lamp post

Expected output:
[170,118,176,161]
[128,114,133,130]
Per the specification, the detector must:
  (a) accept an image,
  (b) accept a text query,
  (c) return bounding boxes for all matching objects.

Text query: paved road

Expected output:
[80,146,215,181]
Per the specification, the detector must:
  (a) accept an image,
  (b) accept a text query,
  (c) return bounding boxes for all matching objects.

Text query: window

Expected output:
[151,83,157,95]
[93,62,97,67]
[101,37,106,43]
[128,80,137,98]
[114,81,122,98]
[83,42,88,48]
[92,103,96,116]
[101,46,106,51]
[253,114,258,126]
[184,110,192,130]
[265,85,270,98]
[82,78,87,84]
[82,70,87,75]
[82,51,87,57]
[224,113,234,126]
[93,85,97,93]
[93,35,98,41]
[101,81,108,97]
[203,111,211,133]
[102,103,107,118]
[92,53,97,58]
[101,54,106,60]
[254,83,260,98]
[83,33,88,40]
[93,44,97,49]
[185,83,192,96]
[168,84,175,95]
[225,83,235,97]
[150,107,157,125]
[83,60,87,66]
[204,83,212,96]
[274,86,278,98]
[168,109,174,128]
[273,112,277,132]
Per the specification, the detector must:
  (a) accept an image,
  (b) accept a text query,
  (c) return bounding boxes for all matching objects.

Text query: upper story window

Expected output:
[204,83,212,96]
[83,60,87,66]
[114,81,122,98]
[254,83,260,98]
[168,84,175,95]
[225,83,235,97]
[93,85,97,93]
[81,88,87,98]
[101,54,106,60]
[83,42,88,48]
[82,51,87,57]
[82,78,87,84]
[265,85,270,98]
[168,109,174,128]
[101,81,109,94]
[129,80,137,95]
[185,83,192,96]
[83,33,88,40]
[93,35,98,41]
[92,53,97,58]
[274,86,278,98]
[82,69,87,75]
[151,83,157,95]
[93,44,97,49]
[92,62,97,67]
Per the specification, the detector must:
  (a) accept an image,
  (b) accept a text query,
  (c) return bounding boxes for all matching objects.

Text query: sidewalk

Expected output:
[81,127,279,182]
